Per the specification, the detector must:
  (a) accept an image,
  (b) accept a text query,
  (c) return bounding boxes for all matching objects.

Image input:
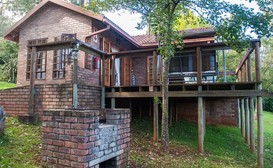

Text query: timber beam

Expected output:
[105,90,263,98]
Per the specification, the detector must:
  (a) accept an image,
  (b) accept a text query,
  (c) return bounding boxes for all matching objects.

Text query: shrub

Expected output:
[263,98,273,112]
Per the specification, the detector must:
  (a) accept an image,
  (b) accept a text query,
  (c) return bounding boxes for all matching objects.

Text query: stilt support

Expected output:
[237,99,241,128]
[245,98,250,144]
[198,86,204,154]
[111,88,115,109]
[153,87,159,142]
[240,99,245,137]
[249,98,255,153]
[257,96,263,168]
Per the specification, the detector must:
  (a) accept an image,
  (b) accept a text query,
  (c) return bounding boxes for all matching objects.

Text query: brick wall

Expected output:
[78,68,100,86]
[132,57,147,85]
[0,86,29,117]
[175,98,238,126]
[205,98,238,126]
[78,85,101,109]
[0,84,101,119]
[42,109,130,168]
[17,3,93,86]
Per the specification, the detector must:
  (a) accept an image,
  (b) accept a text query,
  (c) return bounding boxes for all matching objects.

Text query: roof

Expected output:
[4,0,140,47]
[132,28,216,47]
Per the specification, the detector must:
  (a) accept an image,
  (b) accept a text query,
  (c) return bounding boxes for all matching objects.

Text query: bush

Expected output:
[263,98,273,112]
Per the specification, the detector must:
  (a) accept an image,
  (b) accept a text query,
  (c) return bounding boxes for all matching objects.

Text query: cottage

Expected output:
[0,0,267,166]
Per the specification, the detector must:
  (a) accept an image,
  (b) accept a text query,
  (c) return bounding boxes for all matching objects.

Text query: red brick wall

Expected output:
[205,98,238,126]
[175,98,238,126]
[78,85,101,109]
[17,4,94,86]
[42,109,131,168]
[78,68,100,86]
[0,84,101,119]
[0,86,29,117]
[132,57,147,85]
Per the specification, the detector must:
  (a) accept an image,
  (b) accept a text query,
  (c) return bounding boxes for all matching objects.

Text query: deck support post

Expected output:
[111,88,115,109]
[196,47,202,84]
[72,46,79,109]
[198,86,204,154]
[240,98,245,137]
[153,87,159,142]
[249,97,255,153]
[29,46,37,115]
[170,99,173,127]
[255,41,263,168]
[257,95,263,168]
[237,99,241,128]
[111,55,116,86]
[245,98,250,144]
[101,54,105,109]
[222,50,227,82]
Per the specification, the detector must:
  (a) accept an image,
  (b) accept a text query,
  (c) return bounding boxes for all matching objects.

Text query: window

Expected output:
[53,48,71,79]
[210,51,216,71]
[169,52,194,73]
[36,52,46,79]
[26,38,48,80]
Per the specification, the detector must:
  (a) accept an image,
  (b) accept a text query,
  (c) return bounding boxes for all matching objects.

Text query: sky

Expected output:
[104,0,260,36]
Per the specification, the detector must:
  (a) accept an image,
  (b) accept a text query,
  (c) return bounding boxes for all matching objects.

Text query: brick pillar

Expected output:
[42,110,100,168]
[106,109,131,168]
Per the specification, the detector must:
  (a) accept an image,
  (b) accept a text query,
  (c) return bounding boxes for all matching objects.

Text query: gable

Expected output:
[4,0,139,48]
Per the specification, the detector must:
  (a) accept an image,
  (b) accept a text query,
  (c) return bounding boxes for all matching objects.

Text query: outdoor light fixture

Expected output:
[71,43,80,59]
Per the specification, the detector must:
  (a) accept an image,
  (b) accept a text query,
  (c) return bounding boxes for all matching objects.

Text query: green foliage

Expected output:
[174,10,209,30]
[3,0,41,16]
[217,75,236,82]
[263,98,273,112]
[261,38,273,92]
[0,39,18,83]
[0,117,41,167]
[0,82,16,90]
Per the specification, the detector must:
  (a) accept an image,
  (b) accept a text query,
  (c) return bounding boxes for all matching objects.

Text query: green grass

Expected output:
[130,111,273,167]
[0,117,42,168]
[0,81,16,90]
[0,112,272,167]
[262,111,273,167]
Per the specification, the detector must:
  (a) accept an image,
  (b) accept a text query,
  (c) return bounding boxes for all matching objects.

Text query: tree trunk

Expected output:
[162,57,170,151]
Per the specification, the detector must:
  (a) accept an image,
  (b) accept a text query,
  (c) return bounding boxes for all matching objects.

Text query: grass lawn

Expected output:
[0,112,272,167]
[0,118,41,168]
[0,81,16,90]
[130,111,273,167]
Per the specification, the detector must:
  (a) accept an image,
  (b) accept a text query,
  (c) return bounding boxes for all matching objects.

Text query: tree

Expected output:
[0,39,18,83]
[87,0,272,152]
[0,0,41,83]
[174,10,209,30]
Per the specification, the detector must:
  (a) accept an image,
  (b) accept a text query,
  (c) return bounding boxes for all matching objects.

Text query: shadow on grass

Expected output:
[132,119,257,167]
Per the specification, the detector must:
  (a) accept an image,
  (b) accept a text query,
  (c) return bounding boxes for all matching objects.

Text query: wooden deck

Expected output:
[105,82,263,98]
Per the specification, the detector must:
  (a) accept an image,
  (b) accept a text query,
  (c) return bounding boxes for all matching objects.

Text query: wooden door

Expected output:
[122,57,131,86]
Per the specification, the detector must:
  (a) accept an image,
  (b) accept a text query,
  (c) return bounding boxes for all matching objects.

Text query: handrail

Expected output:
[235,48,254,75]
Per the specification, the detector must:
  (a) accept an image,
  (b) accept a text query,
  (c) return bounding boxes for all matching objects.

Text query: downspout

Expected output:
[85,25,110,39]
